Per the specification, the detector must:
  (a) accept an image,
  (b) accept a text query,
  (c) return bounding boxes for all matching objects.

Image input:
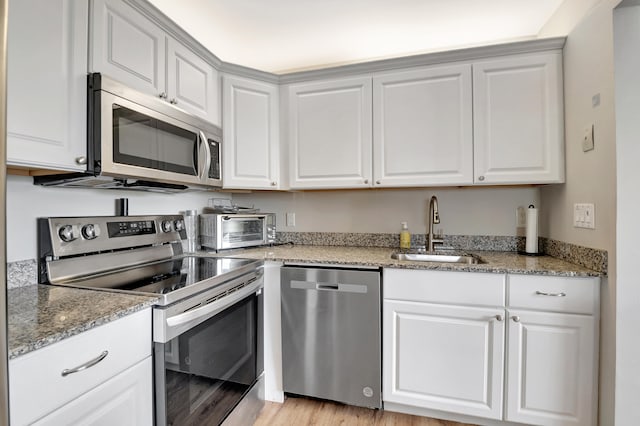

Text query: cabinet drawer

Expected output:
[384,269,505,307]
[508,275,600,314]
[10,308,151,425]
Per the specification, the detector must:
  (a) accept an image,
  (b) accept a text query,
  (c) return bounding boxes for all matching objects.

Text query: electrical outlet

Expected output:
[516,206,527,227]
[286,212,296,227]
[583,125,595,152]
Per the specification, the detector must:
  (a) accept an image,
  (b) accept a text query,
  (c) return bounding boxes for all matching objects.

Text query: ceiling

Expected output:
[148,0,565,74]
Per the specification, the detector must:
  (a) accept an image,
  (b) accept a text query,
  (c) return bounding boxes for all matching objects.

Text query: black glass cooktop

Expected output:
[63,256,261,306]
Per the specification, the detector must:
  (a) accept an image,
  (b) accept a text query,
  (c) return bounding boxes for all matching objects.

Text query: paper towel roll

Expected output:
[525,205,539,254]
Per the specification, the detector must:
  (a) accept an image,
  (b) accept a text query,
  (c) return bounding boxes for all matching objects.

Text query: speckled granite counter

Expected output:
[219,245,601,277]
[8,285,158,360]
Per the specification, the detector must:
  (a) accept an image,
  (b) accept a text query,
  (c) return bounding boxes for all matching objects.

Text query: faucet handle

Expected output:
[433,211,440,224]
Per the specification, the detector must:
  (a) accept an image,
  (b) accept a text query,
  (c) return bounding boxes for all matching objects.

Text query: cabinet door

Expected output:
[33,358,153,426]
[473,52,564,184]
[167,38,220,124]
[373,64,473,187]
[7,0,88,171]
[288,77,372,189]
[506,310,596,426]
[223,75,279,189]
[91,0,166,97]
[383,300,505,420]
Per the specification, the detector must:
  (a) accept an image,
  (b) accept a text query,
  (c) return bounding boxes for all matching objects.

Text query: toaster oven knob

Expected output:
[82,224,100,240]
[58,225,78,242]
[161,220,173,233]
[174,219,184,232]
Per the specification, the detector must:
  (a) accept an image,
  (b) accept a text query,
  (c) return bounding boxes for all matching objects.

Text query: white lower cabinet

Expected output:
[383,269,599,426]
[505,310,595,426]
[10,309,152,425]
[33,358,153,426]
[383,300,504,419]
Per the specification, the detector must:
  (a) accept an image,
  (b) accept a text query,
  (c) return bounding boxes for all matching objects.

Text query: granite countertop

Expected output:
[219,245,601,277]
[8,285,158,360]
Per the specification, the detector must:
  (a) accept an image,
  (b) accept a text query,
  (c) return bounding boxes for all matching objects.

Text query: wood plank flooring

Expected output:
[254,396,476,425]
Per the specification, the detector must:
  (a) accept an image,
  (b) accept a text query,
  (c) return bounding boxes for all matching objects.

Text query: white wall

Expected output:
[233,187,539,235]
[6,175,222,262]
[538,1,620,424]
[613,3,640,425]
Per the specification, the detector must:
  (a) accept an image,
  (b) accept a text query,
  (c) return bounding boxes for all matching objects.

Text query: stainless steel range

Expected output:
[37,215,265,426]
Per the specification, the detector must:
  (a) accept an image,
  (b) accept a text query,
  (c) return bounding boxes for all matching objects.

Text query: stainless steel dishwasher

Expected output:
[280,265,381,409]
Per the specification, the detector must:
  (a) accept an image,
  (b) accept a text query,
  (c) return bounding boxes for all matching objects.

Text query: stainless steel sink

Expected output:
[391,252,484,264]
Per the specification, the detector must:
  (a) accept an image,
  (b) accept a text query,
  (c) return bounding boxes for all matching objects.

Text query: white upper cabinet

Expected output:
[373,64,473,187]
[288,77,372,189]
[473,52,564,184]
[223,75,280,189]
[166,38,220,124]
[7,0,88,171]
[91,0,220,125]
[91,0,166,97]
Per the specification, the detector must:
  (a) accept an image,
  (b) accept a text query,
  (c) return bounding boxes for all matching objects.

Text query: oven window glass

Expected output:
[113,105,198,176]
[222,219,264,244]
[159,294,258,425]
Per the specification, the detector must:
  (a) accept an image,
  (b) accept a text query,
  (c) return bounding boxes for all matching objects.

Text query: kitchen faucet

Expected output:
[427,196,443,252]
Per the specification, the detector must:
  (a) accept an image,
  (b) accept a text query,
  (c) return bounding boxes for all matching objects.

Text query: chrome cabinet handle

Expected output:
[75,156,87,165]
[478,176,485,181]
[512,316,521,323]
[61,351,108,377]
[376,180,381,184]
[495,314,504,322]
[364,179,369,184]
[158,92,167,99]
[535,291,566,297]
[271,181,277,186]
[170,98,178,105]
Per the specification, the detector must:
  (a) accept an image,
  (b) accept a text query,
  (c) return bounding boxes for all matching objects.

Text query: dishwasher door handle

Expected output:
[290,280,367,294]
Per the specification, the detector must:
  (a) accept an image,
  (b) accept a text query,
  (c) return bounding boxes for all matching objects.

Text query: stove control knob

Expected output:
[161,220,173,232]
[82,224,101,240]
[58,225,78,242]
[174,219,184,232]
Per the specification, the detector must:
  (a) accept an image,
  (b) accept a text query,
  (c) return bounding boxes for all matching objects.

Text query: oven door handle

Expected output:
[166,278,263,329]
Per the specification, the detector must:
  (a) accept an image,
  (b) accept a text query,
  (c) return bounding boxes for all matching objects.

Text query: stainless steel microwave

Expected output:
[200,213,276,251]
[34,73,221,192]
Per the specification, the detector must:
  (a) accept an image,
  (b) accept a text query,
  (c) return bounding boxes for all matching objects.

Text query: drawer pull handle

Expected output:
[495,314,504,322]
[512,316,521,322]
[535,291,566,297]
[61,351,109,377]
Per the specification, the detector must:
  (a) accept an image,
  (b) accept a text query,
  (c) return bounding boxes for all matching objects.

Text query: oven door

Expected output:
[153,275,263,426]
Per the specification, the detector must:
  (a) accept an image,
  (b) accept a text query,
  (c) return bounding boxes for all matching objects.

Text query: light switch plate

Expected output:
[574,203,595,229]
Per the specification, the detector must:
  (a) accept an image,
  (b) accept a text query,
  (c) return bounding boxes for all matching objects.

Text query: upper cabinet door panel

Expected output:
[91,0,166,96]
[167,39,220,124]
[373,64,473,187]
[473,52,564,184]
[223,75,279,189]
[7,0,88,171]
[289,77,372,189]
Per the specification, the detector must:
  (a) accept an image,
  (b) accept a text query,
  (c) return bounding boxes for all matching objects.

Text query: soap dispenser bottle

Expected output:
[400,222,411,250]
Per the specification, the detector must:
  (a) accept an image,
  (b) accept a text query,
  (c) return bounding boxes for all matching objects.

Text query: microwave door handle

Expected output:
[199,131,211,181]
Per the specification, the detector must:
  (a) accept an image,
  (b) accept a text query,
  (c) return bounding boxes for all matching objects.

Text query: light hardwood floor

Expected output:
[254,396,476,425]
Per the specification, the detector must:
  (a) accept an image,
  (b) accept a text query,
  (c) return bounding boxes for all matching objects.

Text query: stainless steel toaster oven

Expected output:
[199,213,276,251]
